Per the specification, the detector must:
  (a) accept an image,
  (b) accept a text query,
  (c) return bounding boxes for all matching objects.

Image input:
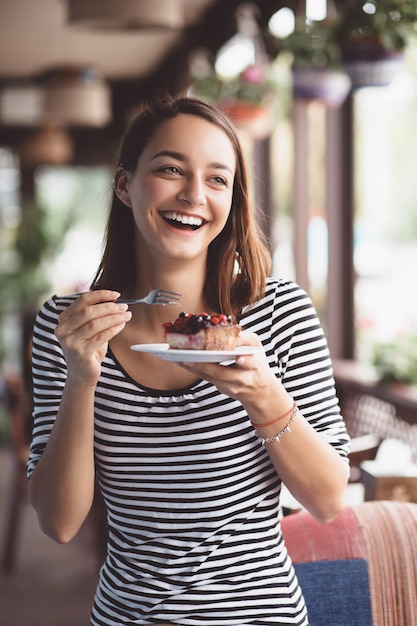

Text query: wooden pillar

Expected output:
[325,94,355,359]
[253,137,273,251]
[293,100,310,292]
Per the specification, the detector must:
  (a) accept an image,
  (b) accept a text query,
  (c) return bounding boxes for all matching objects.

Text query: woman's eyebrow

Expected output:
[152,150,185,162]
[152,150,234,174]
[210,161,234,175]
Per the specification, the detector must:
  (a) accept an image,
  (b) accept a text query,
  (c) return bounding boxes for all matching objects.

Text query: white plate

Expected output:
[130,343,264,363]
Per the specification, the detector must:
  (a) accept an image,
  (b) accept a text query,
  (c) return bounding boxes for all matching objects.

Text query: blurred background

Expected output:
[1,1,417,624]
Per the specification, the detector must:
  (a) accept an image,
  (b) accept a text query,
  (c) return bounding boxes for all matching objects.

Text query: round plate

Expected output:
[130,343,264,363]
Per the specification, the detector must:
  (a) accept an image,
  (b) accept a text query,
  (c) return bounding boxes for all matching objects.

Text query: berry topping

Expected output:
[163,311,234,334]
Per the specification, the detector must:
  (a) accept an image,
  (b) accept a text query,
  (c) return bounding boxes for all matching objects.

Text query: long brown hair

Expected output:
[91,95,271,320]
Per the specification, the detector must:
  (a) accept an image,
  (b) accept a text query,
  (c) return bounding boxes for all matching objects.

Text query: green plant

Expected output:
[334,0,417,51]
[275,18,343,69]
[373,333,417,385]
[271,1,417,68]
[192,63,279,107]
[0,198,73,315]
[0,196,73,368]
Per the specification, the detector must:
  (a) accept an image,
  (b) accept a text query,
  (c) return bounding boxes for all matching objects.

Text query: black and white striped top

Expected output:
[28,278,350,626]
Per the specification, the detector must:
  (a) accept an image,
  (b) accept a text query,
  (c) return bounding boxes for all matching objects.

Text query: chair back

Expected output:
[281,501,417,626]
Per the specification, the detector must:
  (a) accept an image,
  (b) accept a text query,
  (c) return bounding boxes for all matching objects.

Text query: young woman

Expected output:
[28,96,350,626]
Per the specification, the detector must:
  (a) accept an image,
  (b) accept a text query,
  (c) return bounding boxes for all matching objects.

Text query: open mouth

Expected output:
[162,211,205,231]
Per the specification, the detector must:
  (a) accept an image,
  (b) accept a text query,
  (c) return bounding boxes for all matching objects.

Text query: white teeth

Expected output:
[163,211,203,227]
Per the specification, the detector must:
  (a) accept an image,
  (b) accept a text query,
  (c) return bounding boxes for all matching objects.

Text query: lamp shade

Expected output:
[67,0,184,30]
[41,67,111,127]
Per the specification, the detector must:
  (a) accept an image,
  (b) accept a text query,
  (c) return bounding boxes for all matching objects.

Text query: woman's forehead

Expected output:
[141,113,237,170]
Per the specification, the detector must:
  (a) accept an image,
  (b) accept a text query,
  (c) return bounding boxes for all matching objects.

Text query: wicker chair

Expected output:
[281,500,417,626]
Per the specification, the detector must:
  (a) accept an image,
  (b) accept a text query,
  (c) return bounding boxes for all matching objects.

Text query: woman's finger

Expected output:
[236,330,263,347]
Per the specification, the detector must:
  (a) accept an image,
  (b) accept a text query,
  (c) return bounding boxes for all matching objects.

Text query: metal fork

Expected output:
[118,289,183,306]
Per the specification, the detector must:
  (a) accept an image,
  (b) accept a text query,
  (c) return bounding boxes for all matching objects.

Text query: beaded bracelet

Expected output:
[256,406,299,446]
[251,402,296,429]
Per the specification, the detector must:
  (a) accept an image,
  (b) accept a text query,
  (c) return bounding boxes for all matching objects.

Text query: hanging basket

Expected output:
[341,38,405,88]
[292,67,352,108]
[218,99,275,140]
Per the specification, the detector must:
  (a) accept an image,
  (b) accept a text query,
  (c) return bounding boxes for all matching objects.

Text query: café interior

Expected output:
[1,1,417,625]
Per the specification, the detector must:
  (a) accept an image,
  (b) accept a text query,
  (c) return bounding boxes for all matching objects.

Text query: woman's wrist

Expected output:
[254,405,299,446]
[246,378,295,428]
[250,402,296,429]
[65,371,100,390]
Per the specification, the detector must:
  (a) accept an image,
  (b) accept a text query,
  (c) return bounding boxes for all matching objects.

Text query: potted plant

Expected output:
[373,333,417,385]
[189,50,281,140]
[274,18,352,108]
[334,0,417,87]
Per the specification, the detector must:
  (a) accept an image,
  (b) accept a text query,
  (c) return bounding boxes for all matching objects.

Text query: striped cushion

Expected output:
[282,506,366,562]
[353,501,417,626]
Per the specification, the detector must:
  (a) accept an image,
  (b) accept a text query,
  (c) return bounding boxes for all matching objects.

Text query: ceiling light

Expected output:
[214,4,267,80]
[215,36,255,79]
[67,0,184,30]
[306,0,327,21]
[41,67,112,128]
[268,8,295,39]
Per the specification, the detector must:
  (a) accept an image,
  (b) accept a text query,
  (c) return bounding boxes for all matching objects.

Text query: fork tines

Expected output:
[156,290,183,305]
[157,289,183,298]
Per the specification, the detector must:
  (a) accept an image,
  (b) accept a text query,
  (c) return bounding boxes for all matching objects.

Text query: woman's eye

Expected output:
[159,166,181,175]
[212,176,227,186]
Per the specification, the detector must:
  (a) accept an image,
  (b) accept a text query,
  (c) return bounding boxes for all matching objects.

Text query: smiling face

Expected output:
[115,113,236,268]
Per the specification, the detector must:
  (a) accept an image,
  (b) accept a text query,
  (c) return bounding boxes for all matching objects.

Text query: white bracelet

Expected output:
[256,406,299,445]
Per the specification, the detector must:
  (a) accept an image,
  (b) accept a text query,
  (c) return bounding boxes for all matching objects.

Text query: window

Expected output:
[353,46,417,366]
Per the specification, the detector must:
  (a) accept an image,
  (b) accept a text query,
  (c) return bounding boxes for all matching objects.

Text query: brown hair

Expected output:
[91,95,271,320]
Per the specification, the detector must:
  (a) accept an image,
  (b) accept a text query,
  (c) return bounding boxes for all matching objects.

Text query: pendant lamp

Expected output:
[42,67,111,128]
[67,0,184,30]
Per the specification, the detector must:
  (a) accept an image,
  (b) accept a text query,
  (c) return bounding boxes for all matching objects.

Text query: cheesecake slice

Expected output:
[163,312,241,350]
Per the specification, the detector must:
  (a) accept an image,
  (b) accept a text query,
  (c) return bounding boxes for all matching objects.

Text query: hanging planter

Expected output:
[189,5,281,141]
[274,18,352,108]
[218,98,275,140]
[334,0,417,88]
[341,37,405,88]
[190,60,279,140]
[292,66,351,107]
[271,1,417,97]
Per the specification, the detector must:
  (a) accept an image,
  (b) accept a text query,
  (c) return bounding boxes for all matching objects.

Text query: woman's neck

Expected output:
[134,256,209,313]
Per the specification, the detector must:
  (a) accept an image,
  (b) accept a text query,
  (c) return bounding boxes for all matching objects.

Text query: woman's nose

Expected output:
[178,175,205,206]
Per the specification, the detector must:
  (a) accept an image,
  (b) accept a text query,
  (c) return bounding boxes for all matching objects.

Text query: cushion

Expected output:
[294,559,372,626]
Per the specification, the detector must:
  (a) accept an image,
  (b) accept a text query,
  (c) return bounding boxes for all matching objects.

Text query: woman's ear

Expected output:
[113,167,132,208]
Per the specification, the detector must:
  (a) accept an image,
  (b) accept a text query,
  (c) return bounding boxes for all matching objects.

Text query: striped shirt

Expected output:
[28,277,350,626]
